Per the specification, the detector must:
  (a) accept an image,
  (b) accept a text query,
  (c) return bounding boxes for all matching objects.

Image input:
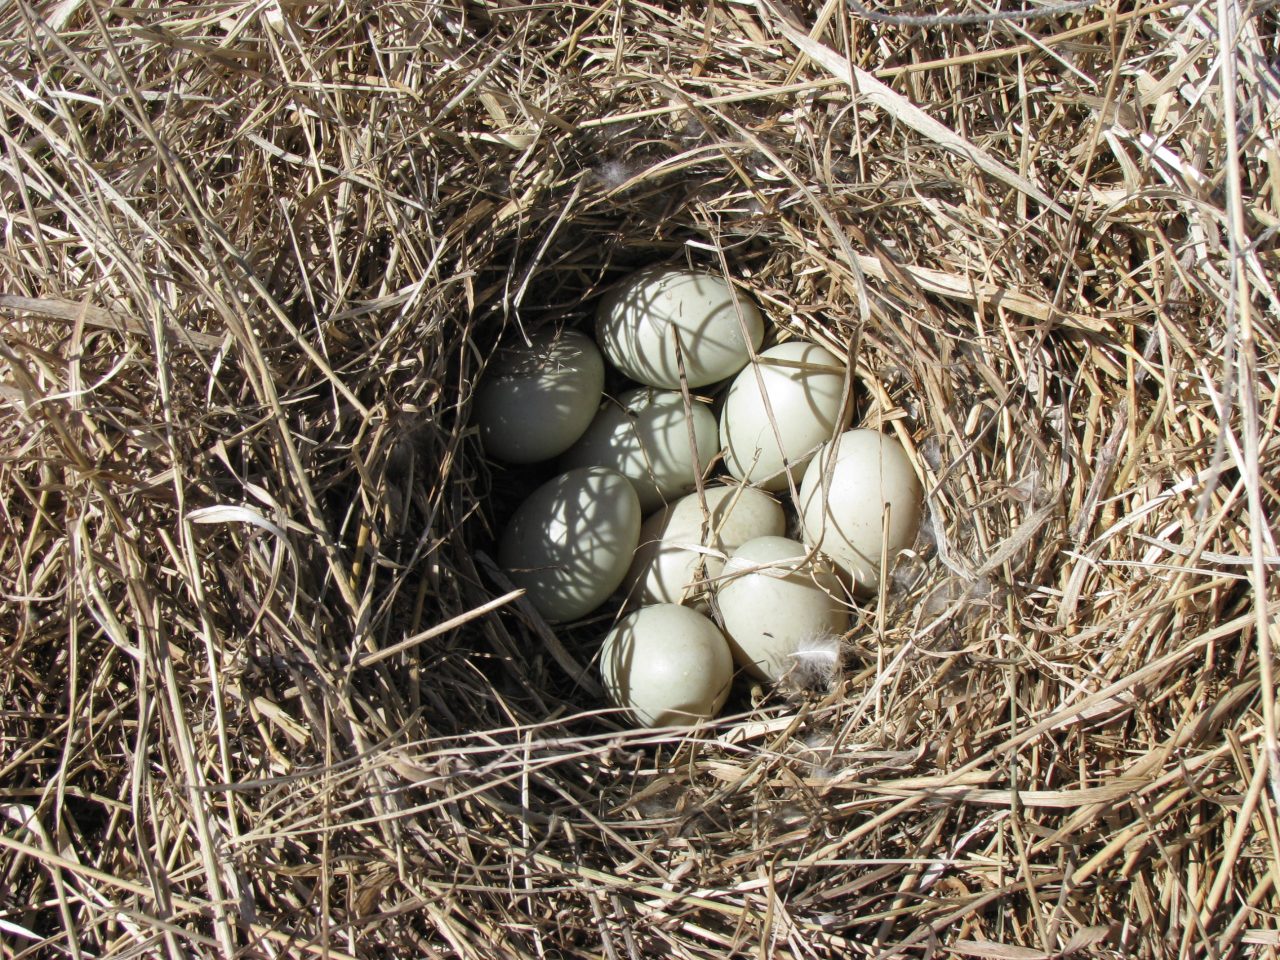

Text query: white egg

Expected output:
[473,328,604,464]
[559,387,718,512]
[798,429,923,591]
[623,484,786,606]
[498,467,641,622]
[599,604,734,726]
[720,341,851,491]
[595,265,765,389]
[716,536,849,682]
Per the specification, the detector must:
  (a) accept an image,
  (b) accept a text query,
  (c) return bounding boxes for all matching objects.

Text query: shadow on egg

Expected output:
[596,266,765,389]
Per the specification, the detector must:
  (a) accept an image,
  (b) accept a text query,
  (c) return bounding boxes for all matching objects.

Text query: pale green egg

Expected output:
[473,328,604,464]
[720,341,851,492]
[498,467,641,622]
[599,604,734,727]
[717,536,848,682]
[798,430,923,591]
[595,266,765,389]
[560,387,718,512]
[623,484,785,607]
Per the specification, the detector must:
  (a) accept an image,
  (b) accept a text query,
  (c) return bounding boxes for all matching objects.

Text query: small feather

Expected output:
[787,630,842,690]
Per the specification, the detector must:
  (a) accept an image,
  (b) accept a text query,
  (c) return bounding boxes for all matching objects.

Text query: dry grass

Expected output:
[1,0,1277,957]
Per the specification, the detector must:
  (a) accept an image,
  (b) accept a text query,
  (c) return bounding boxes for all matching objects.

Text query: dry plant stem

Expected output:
[764,2,1068,219]
[352,588,526,669]
[1216,0,1280,819]
[0,294,223,351]
[478,554,605,700]
[0,834,358,960]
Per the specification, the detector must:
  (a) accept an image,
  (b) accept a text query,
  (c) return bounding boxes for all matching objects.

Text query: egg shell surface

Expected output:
[559,387,718,513]
[720,341,851,491]
[717,536,849,682]
[798,429,923,591]
[595,266,765,389]
[498,467,641,622]
[624,484,786,606]
[473,328,605,464]
[599,604,734,727]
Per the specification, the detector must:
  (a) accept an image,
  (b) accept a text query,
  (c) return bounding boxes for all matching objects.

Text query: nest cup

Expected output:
[2,3,1274,958]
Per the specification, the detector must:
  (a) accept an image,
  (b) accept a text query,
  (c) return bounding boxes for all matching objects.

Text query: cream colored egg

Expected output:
[624,484,786,606]
[498,467,641,622]
[721,341,851,491]
[798,429,923,591]
[560,387,718,512]
[599,604,734,727]
[717,536,848,682]
[473,328,605,464]
[595,266,765,389]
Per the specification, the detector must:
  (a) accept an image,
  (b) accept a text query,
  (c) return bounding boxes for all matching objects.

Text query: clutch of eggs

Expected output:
[475,264,926,729]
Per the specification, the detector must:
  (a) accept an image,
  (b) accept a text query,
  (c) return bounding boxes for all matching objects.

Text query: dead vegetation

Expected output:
[1,1,1277,957]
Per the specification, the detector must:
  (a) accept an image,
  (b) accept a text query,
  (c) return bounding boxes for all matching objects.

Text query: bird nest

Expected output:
[1,2,1277,958]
